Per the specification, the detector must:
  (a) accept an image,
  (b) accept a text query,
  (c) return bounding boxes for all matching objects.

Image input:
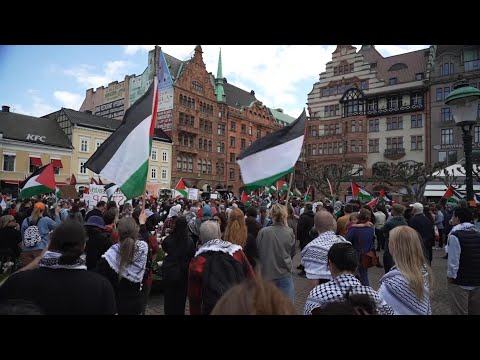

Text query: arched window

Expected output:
[177,155,182,170]
[197,159,202,173]
[217,142,221,153]
[203,160,207,173]
[207,160,212,174]
[189,135,194,147]
[339,87,366,117]
[183,135,188,146]
[208,140,212,152]
[204,139,208,150]
[187,97,191,108]
[199,138,202,149]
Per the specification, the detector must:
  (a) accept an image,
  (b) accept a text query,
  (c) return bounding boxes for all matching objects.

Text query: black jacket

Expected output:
[297,211,315,249]
[161,233,195,282]
[0,268,116,314]
[0,226,22,258]
[85,208,103,222]
[85,226,112,270]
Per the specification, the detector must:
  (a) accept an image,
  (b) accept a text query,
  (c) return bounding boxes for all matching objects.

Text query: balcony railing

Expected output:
[366,103,424,117]
[176,144,197,154]
[384,147,406,160]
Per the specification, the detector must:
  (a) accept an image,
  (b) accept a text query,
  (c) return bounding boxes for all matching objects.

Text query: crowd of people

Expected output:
[0,191,478,315]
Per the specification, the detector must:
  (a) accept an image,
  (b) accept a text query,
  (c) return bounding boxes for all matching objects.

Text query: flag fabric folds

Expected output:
[69,174,77,185]
[351,181,373,202]
[237,109,306,190]
[175,178,188,198]
[443,185,462,203]
[105,183,120,200]
[84,79,158,200]
[327,178,334,198]
[19,163,56,198]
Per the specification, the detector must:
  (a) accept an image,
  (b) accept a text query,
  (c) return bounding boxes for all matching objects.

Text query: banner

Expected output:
[188,188,199,200]
[82,184,127,209]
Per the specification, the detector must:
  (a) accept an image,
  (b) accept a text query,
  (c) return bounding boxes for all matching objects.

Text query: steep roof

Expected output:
[223,81,257,109]
[269,108,296,124]
[360,47,428,84]
[0,111,72,148]
[164,52,185,81]
[62,108,171,142]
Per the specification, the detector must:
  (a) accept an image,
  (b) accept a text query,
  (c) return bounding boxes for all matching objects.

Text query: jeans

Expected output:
[358,265,370,286]
[273,275,295,302]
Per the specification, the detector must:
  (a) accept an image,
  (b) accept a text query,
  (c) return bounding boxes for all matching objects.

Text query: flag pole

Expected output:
[285,170,294,204]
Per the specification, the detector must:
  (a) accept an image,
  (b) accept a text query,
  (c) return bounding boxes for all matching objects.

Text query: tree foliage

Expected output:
[304,163,363,199]
[372,161,445,202]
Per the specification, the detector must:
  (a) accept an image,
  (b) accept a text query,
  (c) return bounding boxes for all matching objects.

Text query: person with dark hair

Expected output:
[0,221,116,314]
[103,208,119,244]
[346,208,376,286]
[245,206,262,239]
[297,203,315,254]
[381,204,408,273]
[337,203,354,237]
[161,216,195,315]
[106,200,117,212]
[95,217,148,314]
[0,299,44,315]
[213,212,227,238]
[68,203,84,223]
[84,216,112,270]
[311,294,377,315]
[257,206,272,228]
[304,242,394,315]
[85,201,107,222]
[446,207,480,315]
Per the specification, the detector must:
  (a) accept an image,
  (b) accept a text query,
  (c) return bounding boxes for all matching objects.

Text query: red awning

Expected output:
[2,180,20,185]
[51,159,63,168]
[30,157,43,166]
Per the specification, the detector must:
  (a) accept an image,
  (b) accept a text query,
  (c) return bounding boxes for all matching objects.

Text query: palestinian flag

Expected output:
[268,185,277,194]
[241,191,250,206]
[175,178,188,198]
[19,163,56,198]
[238,109,306,190]
[304,185,311,202]
[443,185,462,203]
[69,174,77,185]
[277,180,289,193]
[367,197,378,208]
[90,177,98,185]
[85,79,158,200]
[293,187,302,197]
[55,186,61,200]
[351,181,373,202]
[105,183,120,200]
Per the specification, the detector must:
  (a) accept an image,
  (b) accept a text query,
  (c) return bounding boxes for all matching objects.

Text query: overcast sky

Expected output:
[0,45,429,119]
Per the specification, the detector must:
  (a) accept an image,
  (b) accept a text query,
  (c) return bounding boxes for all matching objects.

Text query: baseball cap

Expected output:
[409,202,424,212]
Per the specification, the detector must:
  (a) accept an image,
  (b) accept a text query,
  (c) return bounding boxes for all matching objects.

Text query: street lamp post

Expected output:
[445,75,480,207]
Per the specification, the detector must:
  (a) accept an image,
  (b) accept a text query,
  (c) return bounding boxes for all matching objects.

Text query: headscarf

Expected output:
[167,204,181,218]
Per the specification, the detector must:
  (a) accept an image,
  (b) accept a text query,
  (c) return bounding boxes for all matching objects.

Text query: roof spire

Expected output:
[215,48,226,102]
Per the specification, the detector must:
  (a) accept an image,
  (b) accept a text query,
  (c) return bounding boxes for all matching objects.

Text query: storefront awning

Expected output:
[30,157,43,166]
[51,159,63,168]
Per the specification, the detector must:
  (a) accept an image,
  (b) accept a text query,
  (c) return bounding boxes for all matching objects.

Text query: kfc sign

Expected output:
[26,134,46,142]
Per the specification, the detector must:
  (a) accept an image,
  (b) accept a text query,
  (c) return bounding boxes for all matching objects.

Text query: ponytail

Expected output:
[118,236,136,279]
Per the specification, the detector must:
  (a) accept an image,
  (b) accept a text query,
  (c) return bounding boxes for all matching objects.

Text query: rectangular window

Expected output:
[324,106,329,117]
[351,140,356,153]
[230,136,235,147]
[249,126,252,135]
[411,135,423,150]
[448,150,458,164]
[388,97,399,109]
[436,88,443,101]
[330,105,334,117]
[230,121,236,131]
[361,80,367,90]
[80,137,89,152]
[312,126,317,137]
[438,151,447,163]
[241,124,246,134]
[230,153,235,163]
[241,139,246,149]
[29,157,41,173]
[411,93,423,106]
[335,104,340,116]
[79,159,87,174]
[151,148,157,161]
[411,114,423,128]
[475,126,480,143]
[368,99,378,111]
[351,121,356,133]
[329,87,335,96]
[322,88,327,97]
[334,67,338,76]
[229,168,235,180]
[328,143,333,155]
[96,139,103,150]
[3,154,15,172]
[335,123,340,134]
[162,151,168,162]
[358,140,363,153]
[441,128,453,145]
[441,107,452,121]
[337,84,343,94]
[256,129,261,138]
[389,78,398,85]
[150,167,157,179]
[369,139,379,153]
[312,145,317,156]
[161,168,167,179]
[415,73,424,80]
[349,63,354,73]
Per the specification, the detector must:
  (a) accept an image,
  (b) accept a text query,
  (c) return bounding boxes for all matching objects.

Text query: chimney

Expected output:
[250,90,255,95]
[2,105,10,112]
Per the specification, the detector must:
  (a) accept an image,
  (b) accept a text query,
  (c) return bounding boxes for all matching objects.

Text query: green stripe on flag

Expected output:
[120,160,148,200]
[244,167,294,191]
[20,185,54,199]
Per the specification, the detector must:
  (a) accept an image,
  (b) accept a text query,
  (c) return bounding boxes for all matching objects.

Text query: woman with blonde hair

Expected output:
[95,217,148,314]
[20,202,61,266]
[224,208,258,269]
[378,225,433,315]
[256,203,296,300]
[211,278,297,315]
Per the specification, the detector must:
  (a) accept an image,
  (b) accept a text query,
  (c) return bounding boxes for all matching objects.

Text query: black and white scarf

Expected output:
[102,242,148,283]
[39,251,87,270]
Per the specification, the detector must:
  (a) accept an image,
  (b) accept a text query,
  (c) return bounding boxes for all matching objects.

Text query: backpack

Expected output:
[23,218,42,248]
[200,250,247,315]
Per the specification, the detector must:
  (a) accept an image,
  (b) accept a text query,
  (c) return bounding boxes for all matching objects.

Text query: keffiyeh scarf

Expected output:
[39,251,87,270]
[102,241,148,283]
